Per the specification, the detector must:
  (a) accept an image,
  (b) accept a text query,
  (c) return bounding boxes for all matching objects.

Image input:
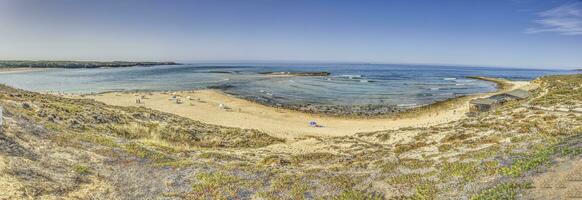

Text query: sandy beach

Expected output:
[0,67,49,74]
[3,2,580,198]
[85,78,531,139]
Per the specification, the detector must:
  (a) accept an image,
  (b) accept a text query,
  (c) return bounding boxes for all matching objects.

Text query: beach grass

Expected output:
[0,74,580,199]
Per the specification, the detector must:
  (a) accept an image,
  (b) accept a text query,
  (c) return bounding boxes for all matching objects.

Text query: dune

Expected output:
[2,74,580,199]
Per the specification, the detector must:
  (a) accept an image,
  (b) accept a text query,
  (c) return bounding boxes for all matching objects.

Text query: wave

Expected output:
[454,79,473,83]
[417,93,433,97]
[443,77,456,80]
[338,74,364,79]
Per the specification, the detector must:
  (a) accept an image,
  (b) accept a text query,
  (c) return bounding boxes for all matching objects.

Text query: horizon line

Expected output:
[1,59,578,70]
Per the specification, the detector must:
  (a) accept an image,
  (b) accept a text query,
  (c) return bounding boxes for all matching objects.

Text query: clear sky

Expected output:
[0,0,581,69]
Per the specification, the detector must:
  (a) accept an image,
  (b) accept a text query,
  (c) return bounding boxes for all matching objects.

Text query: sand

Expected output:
[524,158,582,199]
[84,79,531,139]
[0,68,49,74]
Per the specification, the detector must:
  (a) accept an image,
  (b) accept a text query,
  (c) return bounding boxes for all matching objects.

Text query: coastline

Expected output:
[219,76,517,118]
[0,61,180,74]
[2,72,578,199]
[394,76,521,118]
[466,76,513,91]
[224,92,408,118]
[0,60,180,69]
[83,77,531,138]
[0,67,50,74]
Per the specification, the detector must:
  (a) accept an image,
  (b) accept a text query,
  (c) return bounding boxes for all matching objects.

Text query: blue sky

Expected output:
[0,0,581,69]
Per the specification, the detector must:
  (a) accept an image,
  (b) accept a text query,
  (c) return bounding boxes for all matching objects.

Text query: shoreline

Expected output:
[75,76,508,118]
[0,67,50,74]
[83,77,531,138]
[466,76,513,90]
[222,92,408,118]
[219,76,514,119]
[71,76,507,118]
[84,76,513,118]
[0,60,180,69]
[0,61,180,74]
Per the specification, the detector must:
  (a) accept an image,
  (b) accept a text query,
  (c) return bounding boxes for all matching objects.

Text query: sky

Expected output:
[0,0,581,69]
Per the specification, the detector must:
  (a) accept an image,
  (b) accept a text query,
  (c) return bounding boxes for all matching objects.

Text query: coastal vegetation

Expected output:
[0,60,179,68]
[0,74,580,199]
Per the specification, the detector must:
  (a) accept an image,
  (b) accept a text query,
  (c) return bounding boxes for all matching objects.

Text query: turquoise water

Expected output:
[0,63,576,107]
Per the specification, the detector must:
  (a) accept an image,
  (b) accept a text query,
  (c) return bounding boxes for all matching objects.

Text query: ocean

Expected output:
[0,63,576,107]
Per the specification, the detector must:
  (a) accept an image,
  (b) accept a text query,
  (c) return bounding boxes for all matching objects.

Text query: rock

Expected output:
[260,71,331,76]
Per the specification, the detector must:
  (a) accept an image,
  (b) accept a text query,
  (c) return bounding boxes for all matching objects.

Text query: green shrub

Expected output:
[72,164,91,175]
[500,146,554,177]
[470,182,531,200]
[439,161,478,181]
[410,183,437,200]
[191,172,243,199]
[333,190,383,200]
[123,142,171,162]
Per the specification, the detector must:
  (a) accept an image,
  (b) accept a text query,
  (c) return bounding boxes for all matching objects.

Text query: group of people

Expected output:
[135,95,148,104]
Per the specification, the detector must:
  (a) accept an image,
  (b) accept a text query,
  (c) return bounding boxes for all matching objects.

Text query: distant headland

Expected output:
[0,60,180,69]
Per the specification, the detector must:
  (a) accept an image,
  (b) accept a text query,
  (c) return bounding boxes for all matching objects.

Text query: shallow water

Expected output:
[0,63,575,106]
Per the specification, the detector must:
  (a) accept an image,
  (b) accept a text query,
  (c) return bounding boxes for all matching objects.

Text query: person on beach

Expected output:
[309,121,323,128]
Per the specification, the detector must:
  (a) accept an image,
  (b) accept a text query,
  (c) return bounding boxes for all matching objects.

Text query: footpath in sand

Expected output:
[85,79,530,139]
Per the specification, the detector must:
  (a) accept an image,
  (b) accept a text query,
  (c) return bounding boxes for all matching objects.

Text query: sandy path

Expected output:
[524,158,582,199]
[85,80,529,139]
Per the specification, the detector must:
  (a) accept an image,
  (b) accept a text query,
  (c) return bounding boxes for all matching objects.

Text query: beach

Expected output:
[0,67,48,74]
[3,1,581,198]
[2,71,580,199]
[85,78,531,139]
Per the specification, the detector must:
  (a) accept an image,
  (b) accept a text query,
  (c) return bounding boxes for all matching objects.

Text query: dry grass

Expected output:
[0,74,580,199]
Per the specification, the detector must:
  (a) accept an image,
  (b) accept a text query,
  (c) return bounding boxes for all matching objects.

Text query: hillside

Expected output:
[0,74,581,199]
